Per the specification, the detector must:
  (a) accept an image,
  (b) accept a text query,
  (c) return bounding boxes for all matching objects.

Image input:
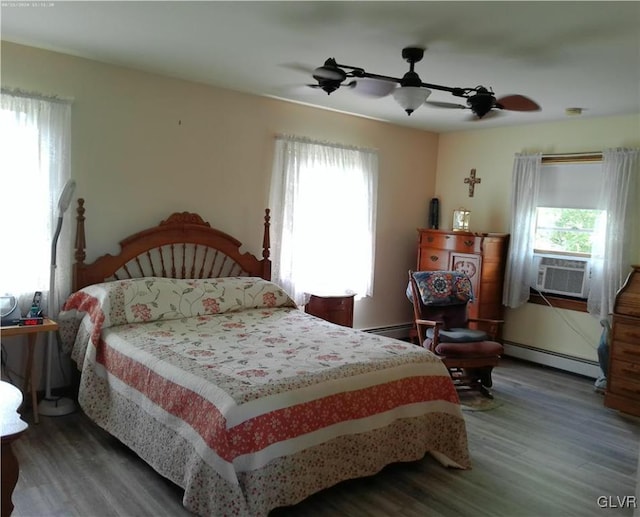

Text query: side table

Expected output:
[305,293,356,327]
[1,319,59,424]
[1,380,28,517]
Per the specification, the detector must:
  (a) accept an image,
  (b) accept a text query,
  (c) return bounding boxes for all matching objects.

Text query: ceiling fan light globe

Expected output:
[393,86,431,116]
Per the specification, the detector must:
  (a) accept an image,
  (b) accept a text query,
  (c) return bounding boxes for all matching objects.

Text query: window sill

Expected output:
[528,291,588,312]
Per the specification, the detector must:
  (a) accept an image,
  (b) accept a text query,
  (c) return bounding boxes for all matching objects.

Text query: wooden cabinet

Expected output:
[605,265,640,417]
[416,229,509,322]
[305,294,355,327]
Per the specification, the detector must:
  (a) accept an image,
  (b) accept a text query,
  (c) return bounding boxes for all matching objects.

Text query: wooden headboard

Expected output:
[72,199,271,291]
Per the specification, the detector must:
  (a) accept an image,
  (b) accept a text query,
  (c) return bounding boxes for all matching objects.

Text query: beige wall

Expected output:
[434,115,640,361]
[3,41,638,384]
[2,41,439,332]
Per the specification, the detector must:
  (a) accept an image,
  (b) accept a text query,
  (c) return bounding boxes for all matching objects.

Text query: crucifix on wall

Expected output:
[464,169,482,197]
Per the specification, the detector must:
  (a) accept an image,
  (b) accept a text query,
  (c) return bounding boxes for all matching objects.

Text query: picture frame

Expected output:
[452,208,470,232]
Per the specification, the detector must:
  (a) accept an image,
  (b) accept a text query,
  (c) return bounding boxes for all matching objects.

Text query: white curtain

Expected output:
[0,89,73,316]
[587,148,639,319]
[269,135,378,306]
[502,152,542,308]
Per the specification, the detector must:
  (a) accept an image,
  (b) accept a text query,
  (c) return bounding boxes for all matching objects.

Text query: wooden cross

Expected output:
[464,169,482,197]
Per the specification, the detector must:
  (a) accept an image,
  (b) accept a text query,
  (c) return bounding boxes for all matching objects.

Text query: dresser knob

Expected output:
[464,240,474,247]
[430,255,439,262]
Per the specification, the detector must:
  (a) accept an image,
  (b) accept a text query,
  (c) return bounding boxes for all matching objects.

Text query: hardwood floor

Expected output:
[9,358,639,517]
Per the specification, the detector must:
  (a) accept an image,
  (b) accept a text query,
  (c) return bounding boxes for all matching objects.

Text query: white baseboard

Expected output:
[362,323,413,340]
[503,341,601,379]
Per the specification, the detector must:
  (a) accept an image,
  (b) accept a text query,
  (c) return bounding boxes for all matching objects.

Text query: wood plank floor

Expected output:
[9,358,640,517]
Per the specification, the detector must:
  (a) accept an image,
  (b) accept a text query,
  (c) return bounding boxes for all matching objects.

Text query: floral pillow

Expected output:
[122,277,296,323]
[62,276,296,328]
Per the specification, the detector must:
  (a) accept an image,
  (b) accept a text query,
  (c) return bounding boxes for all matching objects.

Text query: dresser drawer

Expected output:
[608,359,640,398]
[610,339,640,362]
[417,248,450,270]
[419,231,479,252]
[611,318,640,345]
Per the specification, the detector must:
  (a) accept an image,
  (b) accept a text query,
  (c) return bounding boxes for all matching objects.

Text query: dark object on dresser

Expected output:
[605,265,640,417]
[428,197,440,229]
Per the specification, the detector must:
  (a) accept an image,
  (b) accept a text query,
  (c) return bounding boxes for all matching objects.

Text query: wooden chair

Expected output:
[408,270,504,398]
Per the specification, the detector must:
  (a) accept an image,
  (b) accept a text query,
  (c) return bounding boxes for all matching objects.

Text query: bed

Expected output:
[59,199,470,516]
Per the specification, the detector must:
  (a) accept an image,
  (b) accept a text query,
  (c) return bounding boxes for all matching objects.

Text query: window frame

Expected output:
[528,153,603,308]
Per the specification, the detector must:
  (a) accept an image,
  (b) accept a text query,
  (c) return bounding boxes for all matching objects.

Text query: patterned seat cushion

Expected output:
[435,339,504,357]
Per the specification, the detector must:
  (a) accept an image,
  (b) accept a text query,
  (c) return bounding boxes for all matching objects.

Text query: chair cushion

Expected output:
[435,339,504,358]
[427,327,487,343]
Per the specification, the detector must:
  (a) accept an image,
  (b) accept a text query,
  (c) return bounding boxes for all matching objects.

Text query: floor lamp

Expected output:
[38,179,76,417]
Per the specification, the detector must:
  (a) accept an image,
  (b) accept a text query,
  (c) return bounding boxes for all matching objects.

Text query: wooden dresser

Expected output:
[416,229,510,322]
[605,265,640,417]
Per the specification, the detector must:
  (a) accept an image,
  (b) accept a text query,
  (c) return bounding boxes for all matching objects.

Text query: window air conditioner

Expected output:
[532,254,590,298]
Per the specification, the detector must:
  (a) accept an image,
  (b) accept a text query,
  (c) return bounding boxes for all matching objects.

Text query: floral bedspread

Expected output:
[60,277,470,516]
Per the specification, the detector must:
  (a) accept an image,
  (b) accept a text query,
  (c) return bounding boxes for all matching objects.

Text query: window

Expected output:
[534,207,603,256]
[503,150,639,319]
[269,136,378,306]
[534,159,604,258]
[0,91,72,313]
[530,159,604,301]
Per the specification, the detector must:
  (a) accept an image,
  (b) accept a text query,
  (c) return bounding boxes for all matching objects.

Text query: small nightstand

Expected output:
[305,293,355,327]
[1,319,59,424]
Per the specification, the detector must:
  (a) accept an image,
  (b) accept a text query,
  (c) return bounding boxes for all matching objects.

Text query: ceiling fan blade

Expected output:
[281,62,316,75]
[496,94,541,112]
[352,78,397,98]
[425,101,467,110]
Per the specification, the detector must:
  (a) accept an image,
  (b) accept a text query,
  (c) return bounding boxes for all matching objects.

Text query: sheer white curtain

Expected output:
[0,89,73,315]
[587,148,640,319]
[502,152,542,308]
[269,135,378,306]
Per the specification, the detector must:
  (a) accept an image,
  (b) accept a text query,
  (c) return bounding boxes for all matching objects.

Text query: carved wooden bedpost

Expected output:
[73,198,86,291]
[262,208,272,280]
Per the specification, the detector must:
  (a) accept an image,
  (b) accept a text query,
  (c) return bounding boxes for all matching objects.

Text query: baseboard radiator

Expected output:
[361,323,413,341]
[362,324,601,379]
[503,341,600,379]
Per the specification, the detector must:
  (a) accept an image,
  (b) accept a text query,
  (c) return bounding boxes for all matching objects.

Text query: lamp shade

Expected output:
[393,86,431,115]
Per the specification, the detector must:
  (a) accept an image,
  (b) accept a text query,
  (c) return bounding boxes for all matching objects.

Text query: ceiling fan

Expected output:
[309,47,541,118]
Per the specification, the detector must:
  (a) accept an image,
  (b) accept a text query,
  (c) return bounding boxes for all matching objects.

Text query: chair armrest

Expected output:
[468,318,504,340]
[415,319,444,352]
[468,317,504,325]
[416,318,442,327]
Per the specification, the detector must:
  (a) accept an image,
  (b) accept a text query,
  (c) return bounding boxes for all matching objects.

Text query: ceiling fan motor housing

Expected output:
[312,59,347,82]
[401,47,425,64]
[467,89,496,118]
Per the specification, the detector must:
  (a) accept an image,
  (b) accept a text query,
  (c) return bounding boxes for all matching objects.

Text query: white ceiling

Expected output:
[2,1,639,132]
